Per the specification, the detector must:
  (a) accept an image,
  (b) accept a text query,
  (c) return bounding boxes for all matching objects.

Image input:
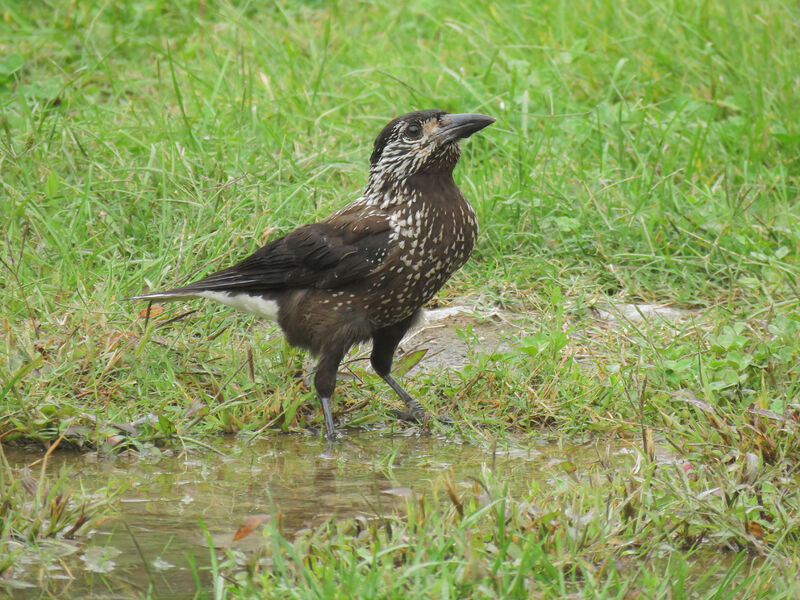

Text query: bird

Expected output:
[133,109,495,440]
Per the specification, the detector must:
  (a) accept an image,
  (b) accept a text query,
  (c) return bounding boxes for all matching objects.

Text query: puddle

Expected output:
[2,431,623,599]
[2,300,717,598]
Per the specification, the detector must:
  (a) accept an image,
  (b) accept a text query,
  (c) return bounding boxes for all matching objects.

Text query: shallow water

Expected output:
[0,301,720,599]
[2,430,617,599]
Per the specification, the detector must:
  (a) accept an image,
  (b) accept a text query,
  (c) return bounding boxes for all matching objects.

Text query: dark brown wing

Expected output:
[146,212,392,296]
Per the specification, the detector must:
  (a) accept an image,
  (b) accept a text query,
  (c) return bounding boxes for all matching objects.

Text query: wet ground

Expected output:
[403,301,515,371]
[2,299,707,599]
[3,431,628,599]
[401,296,699,372]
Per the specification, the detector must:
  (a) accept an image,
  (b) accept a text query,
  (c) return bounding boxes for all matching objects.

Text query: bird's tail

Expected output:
[129,287,206,302]
[130,288,280,321]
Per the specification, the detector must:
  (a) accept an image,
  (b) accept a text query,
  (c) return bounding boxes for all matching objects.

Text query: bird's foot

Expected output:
[434,411,455,425]
[390,406,428,424]
[381,374,428,422]
[389,407,454,427]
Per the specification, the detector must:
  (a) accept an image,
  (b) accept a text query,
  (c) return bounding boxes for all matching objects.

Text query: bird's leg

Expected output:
[371,314,428,423]
[380,372,427,423]
[314,344,347,441]
[317,395,337,442]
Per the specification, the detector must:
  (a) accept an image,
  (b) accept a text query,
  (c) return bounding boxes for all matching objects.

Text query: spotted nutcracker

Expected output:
[134,109,495,440]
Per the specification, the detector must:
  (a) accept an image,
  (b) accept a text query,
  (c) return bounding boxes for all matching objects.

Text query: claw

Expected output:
[390,408,425,423]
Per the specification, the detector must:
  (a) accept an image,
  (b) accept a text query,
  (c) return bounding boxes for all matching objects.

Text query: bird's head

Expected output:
[368,110,495,184]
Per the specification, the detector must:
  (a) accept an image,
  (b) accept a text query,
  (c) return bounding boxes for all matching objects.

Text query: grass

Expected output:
[2,0,800,596]
[210,464,800,599]
[0,440,124,582]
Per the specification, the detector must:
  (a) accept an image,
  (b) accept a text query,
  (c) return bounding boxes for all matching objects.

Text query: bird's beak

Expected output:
[436,113,495,143]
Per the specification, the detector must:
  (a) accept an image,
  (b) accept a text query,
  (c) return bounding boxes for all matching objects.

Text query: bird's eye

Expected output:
[405,124,422,139]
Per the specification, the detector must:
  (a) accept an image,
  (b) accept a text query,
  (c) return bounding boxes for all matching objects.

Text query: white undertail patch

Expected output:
[197,291,279,321]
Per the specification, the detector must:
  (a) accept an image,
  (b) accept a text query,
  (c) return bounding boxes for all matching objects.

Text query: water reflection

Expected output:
[2,431,599,599]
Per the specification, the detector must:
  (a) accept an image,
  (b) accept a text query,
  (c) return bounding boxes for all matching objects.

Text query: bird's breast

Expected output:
[364,192,477,326]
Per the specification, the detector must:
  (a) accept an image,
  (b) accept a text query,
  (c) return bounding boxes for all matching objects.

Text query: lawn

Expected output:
[2,0,800,597]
